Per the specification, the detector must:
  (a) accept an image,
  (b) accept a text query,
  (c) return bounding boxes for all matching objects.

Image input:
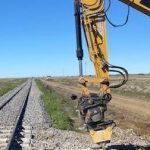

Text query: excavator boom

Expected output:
[73,0,150,147]
[120,0,150,16]
[74,0,120,145]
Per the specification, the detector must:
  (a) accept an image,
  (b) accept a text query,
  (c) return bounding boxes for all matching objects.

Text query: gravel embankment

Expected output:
[29,80,150,150]
[1,79,149,149]
[23,80,51,128]
[33,127,150,150]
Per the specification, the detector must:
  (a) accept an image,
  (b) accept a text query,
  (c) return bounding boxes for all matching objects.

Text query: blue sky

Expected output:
[0,0,149,78]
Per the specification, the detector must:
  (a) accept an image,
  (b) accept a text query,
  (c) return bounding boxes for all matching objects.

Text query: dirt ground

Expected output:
[40,78,150,137]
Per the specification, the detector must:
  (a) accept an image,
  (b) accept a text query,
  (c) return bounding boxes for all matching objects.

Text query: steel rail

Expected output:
[5,80,32,150]
[0,82,27,111]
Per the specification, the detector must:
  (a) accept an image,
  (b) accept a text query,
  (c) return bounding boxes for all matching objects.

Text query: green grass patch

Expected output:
[36,80,75,130]
[0,79,26,97]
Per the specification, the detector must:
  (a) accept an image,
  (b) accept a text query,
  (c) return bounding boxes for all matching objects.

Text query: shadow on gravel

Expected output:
[107,144,150,150]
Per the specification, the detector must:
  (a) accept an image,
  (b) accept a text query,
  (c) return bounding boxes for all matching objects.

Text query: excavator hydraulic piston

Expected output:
[74,0,84,76]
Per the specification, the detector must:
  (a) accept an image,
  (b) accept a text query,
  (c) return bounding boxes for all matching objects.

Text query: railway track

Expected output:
[0,79,149,149]
[0,80,34,150]
[0,83,26,111]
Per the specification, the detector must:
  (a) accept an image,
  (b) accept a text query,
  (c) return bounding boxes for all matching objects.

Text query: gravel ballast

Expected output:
[32,80,150,149]
[0,79,149,149]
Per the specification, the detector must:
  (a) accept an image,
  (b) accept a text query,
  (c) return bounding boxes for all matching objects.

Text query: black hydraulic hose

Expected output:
[108,64,128,88]
[109,69,126,88]
[110,65,128,81]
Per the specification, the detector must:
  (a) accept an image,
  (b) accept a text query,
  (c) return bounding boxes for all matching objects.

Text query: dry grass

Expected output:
[46,75,150,101]
[0,79,26,96]
[111,75,150,101]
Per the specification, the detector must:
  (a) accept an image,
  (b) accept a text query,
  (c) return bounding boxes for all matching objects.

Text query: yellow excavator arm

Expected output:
[73,0,150,147]
[120,0,150,16]
[79,0,110,94]
[73,0,127,145]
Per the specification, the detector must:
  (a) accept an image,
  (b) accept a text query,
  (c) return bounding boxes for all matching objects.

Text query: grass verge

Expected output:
[0,79,26,96]
[36,80,75,130]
